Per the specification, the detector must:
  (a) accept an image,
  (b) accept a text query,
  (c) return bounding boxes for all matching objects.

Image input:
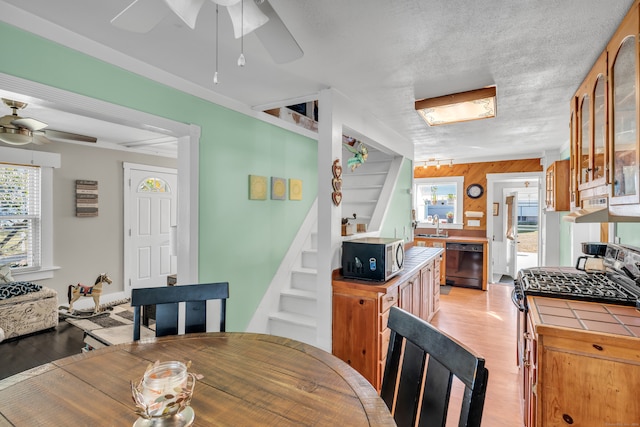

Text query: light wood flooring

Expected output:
[431,282,522,426]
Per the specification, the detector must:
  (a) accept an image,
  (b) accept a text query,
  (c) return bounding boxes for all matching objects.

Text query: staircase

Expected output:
[268,231,319,346]
[256,147,400,347]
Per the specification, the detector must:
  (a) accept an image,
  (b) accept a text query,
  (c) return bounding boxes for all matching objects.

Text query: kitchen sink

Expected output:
[416,233,449,238]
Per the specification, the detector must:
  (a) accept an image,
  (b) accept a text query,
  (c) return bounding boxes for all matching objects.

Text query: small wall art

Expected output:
[271,177,286,200]
[76,179,99,217]
[493,202,499,216]
[332,159,343,206]
[249,175,267,200]
[289,178,302,200]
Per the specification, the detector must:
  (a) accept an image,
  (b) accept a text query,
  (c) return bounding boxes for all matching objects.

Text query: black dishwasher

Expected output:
[445,242,483,289]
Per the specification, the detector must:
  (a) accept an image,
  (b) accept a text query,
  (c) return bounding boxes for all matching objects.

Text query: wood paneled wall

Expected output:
[414,158,542,230]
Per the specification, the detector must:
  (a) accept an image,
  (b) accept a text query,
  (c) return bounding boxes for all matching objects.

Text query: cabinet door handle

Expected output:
[524,332,532,340]
[386,296,395,302]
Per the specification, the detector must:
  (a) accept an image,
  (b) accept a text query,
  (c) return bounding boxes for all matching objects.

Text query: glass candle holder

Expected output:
[131,361,196,420]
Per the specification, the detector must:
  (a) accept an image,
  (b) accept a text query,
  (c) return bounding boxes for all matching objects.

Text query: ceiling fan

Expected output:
[111,0,303,64]
[0,99,97,146]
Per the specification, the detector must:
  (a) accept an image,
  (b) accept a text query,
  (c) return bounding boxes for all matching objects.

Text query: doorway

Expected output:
[486,173,543,283]
[0,72,200,294]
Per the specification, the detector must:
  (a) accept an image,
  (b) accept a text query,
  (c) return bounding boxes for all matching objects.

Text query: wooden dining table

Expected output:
[0,332,395,426]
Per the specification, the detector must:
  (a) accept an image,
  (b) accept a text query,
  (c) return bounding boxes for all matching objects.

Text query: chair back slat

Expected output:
[130,282,229,340]
[381,307,489,427]
[154,303,179,336]
[185,300,207,334]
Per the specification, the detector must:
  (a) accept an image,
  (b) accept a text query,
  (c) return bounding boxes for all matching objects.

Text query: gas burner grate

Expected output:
[517,268,640,306]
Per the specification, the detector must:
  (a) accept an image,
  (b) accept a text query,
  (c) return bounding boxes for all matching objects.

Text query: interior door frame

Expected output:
[0,72,201,289]
[486,172,544,282]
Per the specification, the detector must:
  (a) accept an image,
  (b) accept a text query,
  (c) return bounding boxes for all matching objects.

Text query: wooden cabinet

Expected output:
[523,297,640,426]
[608,3,640,206]
[545,160,570,211]
[414,238,446,284]
[575,51,608,191]
[332,247,442,390]
[569,1,640,214]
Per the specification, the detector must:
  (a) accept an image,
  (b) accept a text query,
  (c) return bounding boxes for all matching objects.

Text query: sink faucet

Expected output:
[432,214,440,235]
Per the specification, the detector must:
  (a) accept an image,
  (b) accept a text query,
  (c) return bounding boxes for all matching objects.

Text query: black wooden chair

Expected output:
[381,306,489,427]
[130,282,229,341]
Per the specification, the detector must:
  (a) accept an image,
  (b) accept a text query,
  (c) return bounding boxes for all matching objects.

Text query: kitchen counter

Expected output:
[529,296,640,337]
[332,246,443,390]
[333,246,443,293]
[523,295,640,426]
[415,234,489,244]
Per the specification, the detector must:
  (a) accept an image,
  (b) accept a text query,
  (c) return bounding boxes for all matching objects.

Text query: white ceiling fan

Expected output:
[0,98,97,146]
[111,0,303,64]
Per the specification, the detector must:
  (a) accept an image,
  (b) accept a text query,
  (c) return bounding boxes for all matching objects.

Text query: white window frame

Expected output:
[0,147,60,281]
[413,176,464,230]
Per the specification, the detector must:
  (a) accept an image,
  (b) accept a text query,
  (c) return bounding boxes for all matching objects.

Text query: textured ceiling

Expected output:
[0,0,635,162]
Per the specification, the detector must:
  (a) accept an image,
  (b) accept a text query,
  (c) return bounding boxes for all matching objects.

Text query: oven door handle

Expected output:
[511,287,526,312]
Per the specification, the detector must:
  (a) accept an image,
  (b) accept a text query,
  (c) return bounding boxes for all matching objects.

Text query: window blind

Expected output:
[0,164,41,270]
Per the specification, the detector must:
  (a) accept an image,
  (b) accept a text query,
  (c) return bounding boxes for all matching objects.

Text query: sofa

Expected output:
[0,282,59,342]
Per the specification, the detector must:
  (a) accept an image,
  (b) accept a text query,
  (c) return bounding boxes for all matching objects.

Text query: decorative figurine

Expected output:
[67,273,112,314]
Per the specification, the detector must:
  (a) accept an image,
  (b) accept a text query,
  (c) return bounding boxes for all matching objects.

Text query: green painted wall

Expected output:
[0,22,317,331]
[380,159,413,242]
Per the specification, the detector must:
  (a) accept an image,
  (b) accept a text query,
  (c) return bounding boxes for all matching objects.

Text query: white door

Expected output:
[505,191,519,277]
[124,163,177,294]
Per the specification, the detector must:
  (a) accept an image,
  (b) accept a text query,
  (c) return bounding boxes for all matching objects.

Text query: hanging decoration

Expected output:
[343,136,368,171]
[332,159,343,206]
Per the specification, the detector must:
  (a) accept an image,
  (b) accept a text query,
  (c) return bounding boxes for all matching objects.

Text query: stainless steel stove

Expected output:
[513,244,640,311]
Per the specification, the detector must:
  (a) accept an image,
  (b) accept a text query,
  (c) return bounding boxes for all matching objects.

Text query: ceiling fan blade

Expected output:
[44,129,97,143]
[111,0,170,33]
[164,0,206,29]
[32,134,52,145]
[211,0,241,6]
[227,0,269,38]
[12,117,48,132]
[254,0,303,64]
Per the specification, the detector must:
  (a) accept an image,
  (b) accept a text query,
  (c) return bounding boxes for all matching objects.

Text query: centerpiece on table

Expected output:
[131,360,202,426]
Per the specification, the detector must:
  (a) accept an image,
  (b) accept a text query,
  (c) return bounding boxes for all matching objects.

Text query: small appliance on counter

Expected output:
[342,237,404,281]
[575,242,606,272]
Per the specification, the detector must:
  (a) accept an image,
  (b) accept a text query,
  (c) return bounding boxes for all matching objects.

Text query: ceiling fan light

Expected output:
[227,0,269,38]
[0,127,33,145]
[163,0,206,29]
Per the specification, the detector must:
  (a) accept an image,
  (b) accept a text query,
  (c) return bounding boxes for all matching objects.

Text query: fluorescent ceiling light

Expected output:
[415,86,497,126]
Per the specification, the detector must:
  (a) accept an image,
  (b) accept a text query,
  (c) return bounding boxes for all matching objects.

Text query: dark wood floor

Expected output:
[0,321,85,381]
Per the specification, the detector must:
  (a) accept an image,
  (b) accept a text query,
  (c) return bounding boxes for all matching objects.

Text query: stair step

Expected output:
[301,250,317,269]
[291,269,317,291]
[269,312,317,346]
[280,288,317,316]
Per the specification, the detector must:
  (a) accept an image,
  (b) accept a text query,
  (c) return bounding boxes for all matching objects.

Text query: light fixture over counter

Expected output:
[415,86,496,126]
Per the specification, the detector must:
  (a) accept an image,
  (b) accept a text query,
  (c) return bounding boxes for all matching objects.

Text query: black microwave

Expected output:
[342,237,404,281]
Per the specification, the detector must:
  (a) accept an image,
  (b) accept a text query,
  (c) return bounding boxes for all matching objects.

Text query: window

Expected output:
[0,148,59,280]
[0,164,41,270]
[414,177,464,228]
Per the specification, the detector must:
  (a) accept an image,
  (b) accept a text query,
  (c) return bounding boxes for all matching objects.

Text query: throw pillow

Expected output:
[0,264,13,284]
[0,281,42,300]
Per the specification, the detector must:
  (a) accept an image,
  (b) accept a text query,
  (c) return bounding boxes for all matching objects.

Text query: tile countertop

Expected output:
[530,296,640,338]
[414,235,489,243]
